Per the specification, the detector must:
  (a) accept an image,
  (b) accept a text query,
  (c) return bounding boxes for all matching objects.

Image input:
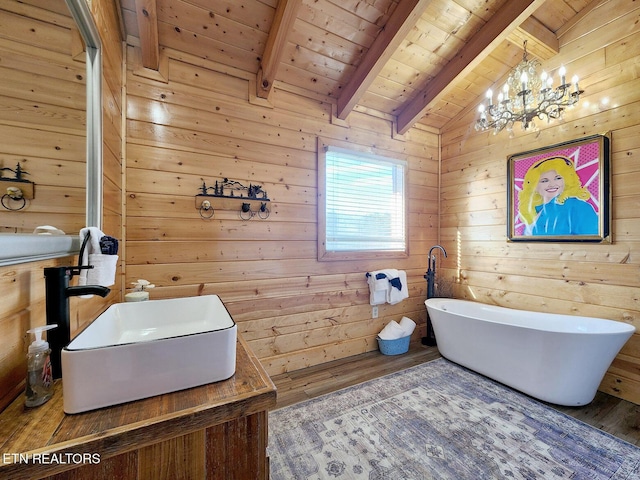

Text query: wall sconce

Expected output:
[1,163,35,211]
[195,178,270,220]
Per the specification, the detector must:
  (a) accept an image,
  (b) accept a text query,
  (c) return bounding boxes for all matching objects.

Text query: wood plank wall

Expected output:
[0,1,85,234]
[124,50,439,376]
[440,0,640,404]
[0,0,124,412]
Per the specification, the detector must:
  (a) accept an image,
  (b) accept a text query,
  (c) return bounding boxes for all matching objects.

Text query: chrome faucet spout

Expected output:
[427,245,447,275]
[428,244,447,260]
[44,266,110,379]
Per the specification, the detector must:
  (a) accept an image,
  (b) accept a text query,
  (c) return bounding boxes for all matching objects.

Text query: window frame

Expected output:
[317,137,409,262]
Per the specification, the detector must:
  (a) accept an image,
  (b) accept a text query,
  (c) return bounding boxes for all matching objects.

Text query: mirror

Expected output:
[0,0,102,266]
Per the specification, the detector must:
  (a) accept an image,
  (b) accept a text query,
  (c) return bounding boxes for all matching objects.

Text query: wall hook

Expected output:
[195,177,271,220]
[0,162,35,210]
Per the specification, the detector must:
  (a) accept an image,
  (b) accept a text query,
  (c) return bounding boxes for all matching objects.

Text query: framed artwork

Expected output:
[507,133,611,242]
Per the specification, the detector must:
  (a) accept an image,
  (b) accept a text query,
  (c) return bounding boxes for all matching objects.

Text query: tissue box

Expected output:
[377,335,410,355]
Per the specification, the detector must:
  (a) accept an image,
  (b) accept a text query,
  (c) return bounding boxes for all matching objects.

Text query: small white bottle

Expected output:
[125,279,154,302]
[25,325,57,408]
[125,290,149,302]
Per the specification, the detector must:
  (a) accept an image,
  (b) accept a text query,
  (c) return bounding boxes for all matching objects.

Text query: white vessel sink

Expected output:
[61,295,237,414]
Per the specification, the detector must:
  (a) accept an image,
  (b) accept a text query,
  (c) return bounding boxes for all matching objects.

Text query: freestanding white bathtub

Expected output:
[425,298,635,406]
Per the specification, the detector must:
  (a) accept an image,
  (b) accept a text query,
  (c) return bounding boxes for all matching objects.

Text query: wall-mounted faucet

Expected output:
[44,266,110,379]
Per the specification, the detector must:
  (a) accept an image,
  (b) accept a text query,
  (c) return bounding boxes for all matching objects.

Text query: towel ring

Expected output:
[67,231,95,277]
[1,194,26,211]
[199,200,214,219]
[257,202,270,219]
[239,202,253,220]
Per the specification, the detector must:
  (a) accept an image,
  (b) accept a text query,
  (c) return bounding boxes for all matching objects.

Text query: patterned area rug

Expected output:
[268,358,640,479]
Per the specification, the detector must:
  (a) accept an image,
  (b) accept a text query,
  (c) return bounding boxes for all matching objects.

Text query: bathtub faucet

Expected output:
[425,245,447,299]
[423,245,447,347]
[44,266,111,379]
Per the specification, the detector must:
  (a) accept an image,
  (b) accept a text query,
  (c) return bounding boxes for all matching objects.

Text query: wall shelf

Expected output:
[195,179,270,220]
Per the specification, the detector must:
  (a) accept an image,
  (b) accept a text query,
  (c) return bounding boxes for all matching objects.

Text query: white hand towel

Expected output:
[86,253,118,287]
[367,271,389,306]
[78,227,117,292]
[388,270,408,305]
[399,316,416,336]
[378,320,406,340]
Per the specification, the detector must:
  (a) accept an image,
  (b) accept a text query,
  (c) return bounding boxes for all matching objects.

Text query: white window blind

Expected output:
[324,146,406,252]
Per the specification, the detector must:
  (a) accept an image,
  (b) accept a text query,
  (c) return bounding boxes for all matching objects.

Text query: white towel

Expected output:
[86,253,118,287]
[367,269,408,305]
[367,275,389,305]
[399,316,416,336]
[78,227,117,290]
[367,271,389,305]
[388,270,408,305]
[378,320,406,340]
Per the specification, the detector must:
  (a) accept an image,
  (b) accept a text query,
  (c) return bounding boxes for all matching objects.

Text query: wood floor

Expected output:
[270,343,640,447]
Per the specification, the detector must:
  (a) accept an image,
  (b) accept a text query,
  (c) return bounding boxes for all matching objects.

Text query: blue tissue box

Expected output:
[377,335,411,355]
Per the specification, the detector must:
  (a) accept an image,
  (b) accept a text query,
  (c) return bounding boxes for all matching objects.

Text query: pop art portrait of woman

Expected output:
[507,134,610,242]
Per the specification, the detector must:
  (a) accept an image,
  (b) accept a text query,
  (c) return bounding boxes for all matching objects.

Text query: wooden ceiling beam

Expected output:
[396,0,548,134]
[134,0,159,70]
[257,0,303,100]
[335,0,434,120]
[509,16,559,60]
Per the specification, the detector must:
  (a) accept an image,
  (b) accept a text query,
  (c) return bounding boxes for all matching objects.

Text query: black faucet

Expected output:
[423,245,447,346]
[44,266,111,379]
[425,244,447,299]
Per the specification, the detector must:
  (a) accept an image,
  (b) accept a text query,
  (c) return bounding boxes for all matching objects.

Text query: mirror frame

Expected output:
[0,0,102,266]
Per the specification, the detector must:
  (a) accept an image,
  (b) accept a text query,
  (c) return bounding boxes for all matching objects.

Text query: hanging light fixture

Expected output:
[475,41,583,135]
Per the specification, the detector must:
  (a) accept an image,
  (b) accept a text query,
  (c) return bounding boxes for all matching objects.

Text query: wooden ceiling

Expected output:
[120,0,594,133]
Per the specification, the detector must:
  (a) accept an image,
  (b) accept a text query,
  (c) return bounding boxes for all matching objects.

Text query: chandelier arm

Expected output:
[475,40,583,134]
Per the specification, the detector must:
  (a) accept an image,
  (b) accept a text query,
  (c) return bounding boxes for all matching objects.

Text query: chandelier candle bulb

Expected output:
[559,66,566,86]
[486,89,493,106]
[478,104,486,121]
[572,75,579,93]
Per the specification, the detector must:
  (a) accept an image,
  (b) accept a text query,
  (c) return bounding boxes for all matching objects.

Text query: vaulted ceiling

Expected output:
[120,0,594,134]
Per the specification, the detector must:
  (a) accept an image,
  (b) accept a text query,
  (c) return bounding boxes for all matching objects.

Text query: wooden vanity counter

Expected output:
[0,335,276,480]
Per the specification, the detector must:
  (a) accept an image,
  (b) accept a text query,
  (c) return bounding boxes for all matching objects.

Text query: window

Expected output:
[318,141,408,261]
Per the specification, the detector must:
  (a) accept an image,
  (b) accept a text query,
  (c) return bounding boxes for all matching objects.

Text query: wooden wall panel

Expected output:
[0,0,124,411]
[439,3,640,404]
[124,48,439,376]
[0,2,86,234]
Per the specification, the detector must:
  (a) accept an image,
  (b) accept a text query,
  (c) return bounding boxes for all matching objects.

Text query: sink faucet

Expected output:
[44,266,111,379]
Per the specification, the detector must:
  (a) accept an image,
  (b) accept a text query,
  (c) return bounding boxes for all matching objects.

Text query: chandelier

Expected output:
[475,41,583,135]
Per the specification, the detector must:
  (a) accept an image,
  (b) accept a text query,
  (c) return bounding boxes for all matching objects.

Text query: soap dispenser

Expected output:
[25,324,57,407]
